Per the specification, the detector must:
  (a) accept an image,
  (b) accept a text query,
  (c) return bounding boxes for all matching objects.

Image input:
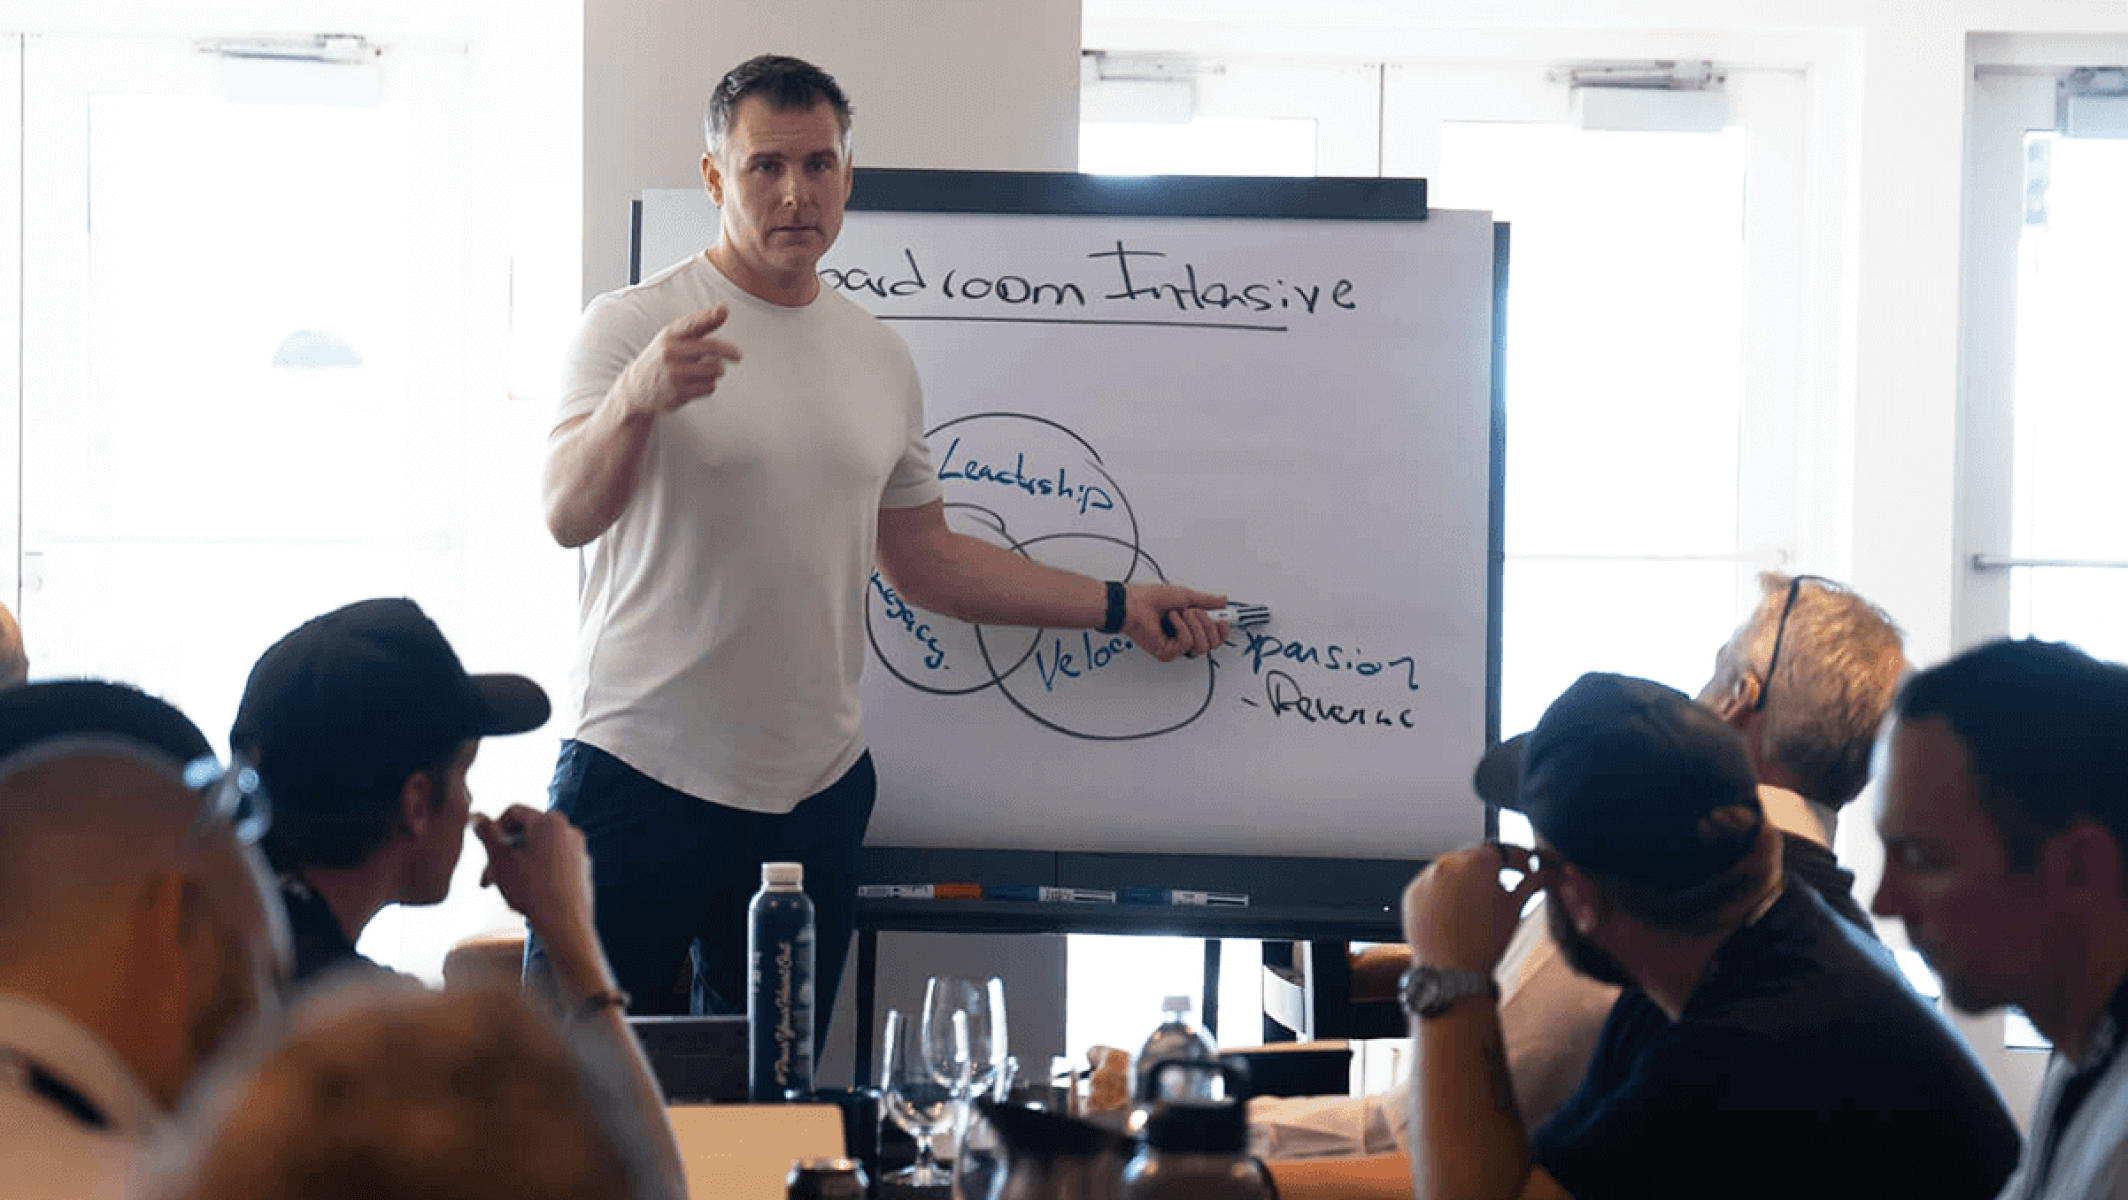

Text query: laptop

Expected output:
[629,1015,749,1103]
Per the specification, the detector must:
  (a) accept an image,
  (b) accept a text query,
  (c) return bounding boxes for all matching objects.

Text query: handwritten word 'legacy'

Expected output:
[936,437,1114,516]
[819,244,1359,319]
[869,573,947,671]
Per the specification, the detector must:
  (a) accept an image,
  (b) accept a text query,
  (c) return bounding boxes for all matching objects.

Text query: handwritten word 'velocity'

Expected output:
[1034,630,1135,693]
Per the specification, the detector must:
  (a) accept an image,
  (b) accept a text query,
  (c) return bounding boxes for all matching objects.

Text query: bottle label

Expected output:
[751,917,815,1100]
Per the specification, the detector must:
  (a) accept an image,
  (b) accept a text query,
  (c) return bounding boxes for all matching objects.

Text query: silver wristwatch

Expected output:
[1400,964,1499,1019]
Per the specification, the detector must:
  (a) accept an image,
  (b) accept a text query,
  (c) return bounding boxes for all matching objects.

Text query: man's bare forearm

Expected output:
[889,528,1107,627]
[1412,1003,1536,1200]
[544,394,657,549]
[573,1002,689,1200]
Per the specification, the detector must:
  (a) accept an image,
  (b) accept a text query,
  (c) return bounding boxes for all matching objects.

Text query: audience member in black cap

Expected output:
[1265,574,1907,1190]
[1400,673,2019,1200]
[1873,639,2128,1200]
[230,597,552,985]
[230,597,685,1199]
[0,680,289,1200]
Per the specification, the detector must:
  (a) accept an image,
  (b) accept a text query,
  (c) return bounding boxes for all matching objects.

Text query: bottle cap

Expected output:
[1161,994,1192,1014]
[764,862,804,887]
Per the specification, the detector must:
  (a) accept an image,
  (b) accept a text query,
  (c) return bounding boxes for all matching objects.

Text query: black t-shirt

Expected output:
[278,875,410,989]
[1780,832,1873,935]
[1532,886,2022,1200]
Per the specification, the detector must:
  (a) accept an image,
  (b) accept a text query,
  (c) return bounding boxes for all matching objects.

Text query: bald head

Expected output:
[0,753,202,964]
[0,601,24,688]
[0,681,289,1109]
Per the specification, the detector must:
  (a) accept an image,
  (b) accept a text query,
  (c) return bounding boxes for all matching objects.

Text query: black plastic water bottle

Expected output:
[749,861,815,1101]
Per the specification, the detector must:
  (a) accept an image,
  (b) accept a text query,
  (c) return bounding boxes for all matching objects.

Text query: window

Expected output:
[14,34,573,981]
[1384,63,1812,733]
[1961,53,2128,1055]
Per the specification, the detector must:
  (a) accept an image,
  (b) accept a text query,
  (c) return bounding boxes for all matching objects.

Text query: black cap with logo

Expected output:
[230,598,549,817]
[1473,672,1761,889]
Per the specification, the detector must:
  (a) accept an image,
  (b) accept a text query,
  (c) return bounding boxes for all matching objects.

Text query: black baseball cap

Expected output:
[1473,673,1761,889]
[230,599,549,813]
[0,679,214,782]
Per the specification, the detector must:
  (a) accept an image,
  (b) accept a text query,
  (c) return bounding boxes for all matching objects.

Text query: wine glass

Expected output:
[922,976,1009,1101]
[881,1007,959,1187]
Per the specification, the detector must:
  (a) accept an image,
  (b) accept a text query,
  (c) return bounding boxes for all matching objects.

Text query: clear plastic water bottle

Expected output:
[1122,1062,1271,1200]
[1134,994,1220,1103]
[749,861,815,1101]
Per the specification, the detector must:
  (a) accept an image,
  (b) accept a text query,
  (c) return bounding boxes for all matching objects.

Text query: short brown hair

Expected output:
[160,985,654,1200]
[1894,638,2128,874]
[705,54,853,156]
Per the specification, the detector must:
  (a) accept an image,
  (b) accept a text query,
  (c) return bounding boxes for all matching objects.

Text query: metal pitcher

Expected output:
[956,1100,1134,1200]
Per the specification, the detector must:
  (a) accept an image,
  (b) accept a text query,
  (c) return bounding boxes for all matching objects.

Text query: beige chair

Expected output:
[443,931,527,993]
[1260,941,1404,1042]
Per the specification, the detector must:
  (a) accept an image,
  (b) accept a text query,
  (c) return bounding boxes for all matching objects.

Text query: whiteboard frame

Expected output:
[628,168,1507,864]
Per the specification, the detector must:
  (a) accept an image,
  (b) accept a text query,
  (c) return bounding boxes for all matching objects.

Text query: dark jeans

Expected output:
[524,739,876,1052]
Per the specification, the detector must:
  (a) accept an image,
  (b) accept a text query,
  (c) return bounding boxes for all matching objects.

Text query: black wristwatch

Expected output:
[1099,580,1128,635]
[1400,964,1499,1019]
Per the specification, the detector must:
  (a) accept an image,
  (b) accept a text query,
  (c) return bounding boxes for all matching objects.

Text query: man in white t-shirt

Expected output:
[536,55,1228,1028]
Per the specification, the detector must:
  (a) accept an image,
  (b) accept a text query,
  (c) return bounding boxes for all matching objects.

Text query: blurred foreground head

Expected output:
[148,984,661,1200]
[0,680,287,1112]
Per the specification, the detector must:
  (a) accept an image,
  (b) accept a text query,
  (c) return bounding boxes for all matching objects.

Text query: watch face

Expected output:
[1402,966,1491,1017]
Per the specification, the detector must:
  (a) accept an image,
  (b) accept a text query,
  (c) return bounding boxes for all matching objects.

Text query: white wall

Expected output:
[581,0,1084,300]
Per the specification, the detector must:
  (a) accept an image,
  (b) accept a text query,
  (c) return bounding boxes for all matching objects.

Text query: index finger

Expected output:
[672,303,730,339]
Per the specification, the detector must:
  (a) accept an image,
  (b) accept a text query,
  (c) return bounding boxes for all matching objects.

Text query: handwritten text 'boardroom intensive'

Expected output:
[820,241,1358,326]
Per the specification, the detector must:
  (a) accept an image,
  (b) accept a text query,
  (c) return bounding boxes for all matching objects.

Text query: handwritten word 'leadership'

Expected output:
[820,243,1359,318]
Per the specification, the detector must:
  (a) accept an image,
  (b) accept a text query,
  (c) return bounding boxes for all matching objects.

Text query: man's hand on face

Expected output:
[1403,843,1551,973]
[620,303,743,418]
[473,806,600,955]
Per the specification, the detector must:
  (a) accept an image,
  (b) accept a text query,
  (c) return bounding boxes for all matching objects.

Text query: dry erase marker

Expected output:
[1121,887,1250,907]
[1161,603,1271,639]
[988,885,1117,903]
[858,884,933,899]
[857,883,983,900]
[1172,889,1249,907]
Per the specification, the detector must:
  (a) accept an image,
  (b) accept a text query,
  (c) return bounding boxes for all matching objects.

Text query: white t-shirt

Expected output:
[0,994,160,1200]
[557,254,941,812]
[1248,899,1620,1160]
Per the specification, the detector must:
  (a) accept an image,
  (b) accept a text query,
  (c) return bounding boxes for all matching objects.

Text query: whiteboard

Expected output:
[636,173,1498,861]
